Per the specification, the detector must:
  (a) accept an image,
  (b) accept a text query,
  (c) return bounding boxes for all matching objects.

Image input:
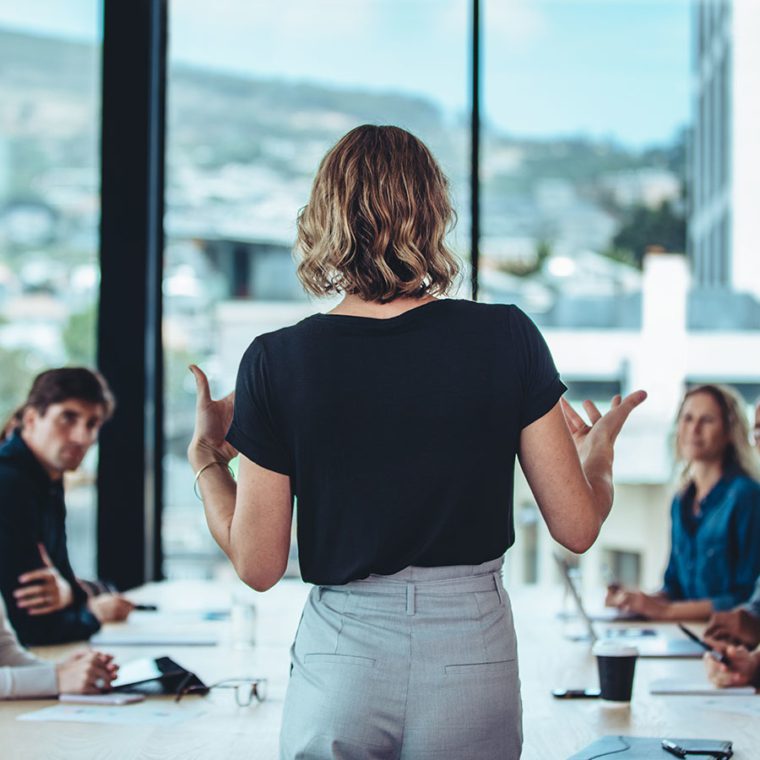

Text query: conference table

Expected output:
[2,579,757,759]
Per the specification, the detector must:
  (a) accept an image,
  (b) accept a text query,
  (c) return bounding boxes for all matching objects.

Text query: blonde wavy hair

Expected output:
[675,384,760,486]
[295,125,460,302]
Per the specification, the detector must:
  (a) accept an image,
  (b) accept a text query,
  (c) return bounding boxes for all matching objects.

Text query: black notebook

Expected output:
[567,735,733,760]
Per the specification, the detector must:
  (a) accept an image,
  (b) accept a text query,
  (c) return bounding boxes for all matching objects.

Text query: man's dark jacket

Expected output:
[0,431,100,645]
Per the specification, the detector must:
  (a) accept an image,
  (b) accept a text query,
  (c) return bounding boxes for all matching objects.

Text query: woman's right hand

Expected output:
[704,645,760,688]
[560,391,647,464]
[187,364,238,471]
[56,649,118,694]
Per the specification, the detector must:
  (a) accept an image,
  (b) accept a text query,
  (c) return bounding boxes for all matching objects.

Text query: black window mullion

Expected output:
[97,0,167,589]
[470,0,481,300]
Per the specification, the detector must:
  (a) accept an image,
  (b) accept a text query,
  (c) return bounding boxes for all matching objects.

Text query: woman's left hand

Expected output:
[187,364,238,470]
[608,589,671,620]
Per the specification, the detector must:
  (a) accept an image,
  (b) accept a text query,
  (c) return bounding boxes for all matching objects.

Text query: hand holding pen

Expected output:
[678,623,731,665]
[702,642,760,689]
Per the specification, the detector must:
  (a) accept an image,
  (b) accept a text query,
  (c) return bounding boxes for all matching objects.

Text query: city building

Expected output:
[689,0,760,299]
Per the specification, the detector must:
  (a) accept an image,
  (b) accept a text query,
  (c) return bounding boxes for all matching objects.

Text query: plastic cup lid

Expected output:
[592,641,638,657]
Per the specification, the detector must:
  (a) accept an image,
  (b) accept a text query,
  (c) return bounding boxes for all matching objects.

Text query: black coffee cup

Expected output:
[592,642,638,702]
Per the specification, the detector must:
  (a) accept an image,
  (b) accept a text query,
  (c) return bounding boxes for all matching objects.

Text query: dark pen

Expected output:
[678,623,731,665]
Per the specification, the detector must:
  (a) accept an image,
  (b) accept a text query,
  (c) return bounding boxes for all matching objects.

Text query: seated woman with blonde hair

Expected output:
[608,384,760,621]
[0,596,116,699]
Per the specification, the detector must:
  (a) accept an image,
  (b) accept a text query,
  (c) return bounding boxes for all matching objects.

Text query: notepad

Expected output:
[59,693,145,705]
[649,677,755,696]
[90,630,218,646]
[18,702,207,725]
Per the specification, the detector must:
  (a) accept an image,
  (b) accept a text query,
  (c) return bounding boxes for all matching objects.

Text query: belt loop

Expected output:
[317,586,324,602]
[493,574,505,606]
[406,583,415,615]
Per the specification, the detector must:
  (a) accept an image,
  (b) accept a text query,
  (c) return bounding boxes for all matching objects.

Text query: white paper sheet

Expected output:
[18,702,209,726]
[650,678,756,696]
[695,695,760,717]
[90,630,218,646]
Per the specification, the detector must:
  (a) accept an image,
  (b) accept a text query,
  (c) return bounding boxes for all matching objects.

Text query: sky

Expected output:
[0,0,692,148]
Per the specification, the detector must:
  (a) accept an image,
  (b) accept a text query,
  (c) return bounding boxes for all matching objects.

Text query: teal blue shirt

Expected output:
[662,471,760,611]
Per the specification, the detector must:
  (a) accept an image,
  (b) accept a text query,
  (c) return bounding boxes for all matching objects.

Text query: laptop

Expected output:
[553,554,705,658]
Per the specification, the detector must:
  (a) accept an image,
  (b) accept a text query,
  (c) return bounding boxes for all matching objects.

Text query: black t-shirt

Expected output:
[226,298,566,585]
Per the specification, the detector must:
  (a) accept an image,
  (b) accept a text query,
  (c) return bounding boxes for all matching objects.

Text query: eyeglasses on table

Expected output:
[175,676,268,707]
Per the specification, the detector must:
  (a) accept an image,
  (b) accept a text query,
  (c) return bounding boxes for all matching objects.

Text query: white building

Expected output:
[690,0,760,298]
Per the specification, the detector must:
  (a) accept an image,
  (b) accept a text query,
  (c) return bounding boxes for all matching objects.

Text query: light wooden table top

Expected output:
[1,580,755,759]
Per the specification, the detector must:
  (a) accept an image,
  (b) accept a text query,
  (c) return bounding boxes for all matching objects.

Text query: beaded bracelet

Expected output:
[193,460,235,501]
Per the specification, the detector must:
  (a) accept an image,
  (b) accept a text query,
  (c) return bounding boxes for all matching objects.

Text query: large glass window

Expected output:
[159,1,759,594]
[163,0,470,578]
[485,0,760,599]
[0,2,102,576]
[484,0,688,592]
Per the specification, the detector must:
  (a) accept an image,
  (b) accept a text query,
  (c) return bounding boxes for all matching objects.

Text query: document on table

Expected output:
[91,613,220,646]
[91,630,219,646]
[18,702,209,726]
[650,678,756,696]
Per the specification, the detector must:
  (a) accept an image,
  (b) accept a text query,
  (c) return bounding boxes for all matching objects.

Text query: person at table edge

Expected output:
[607,384,760,621]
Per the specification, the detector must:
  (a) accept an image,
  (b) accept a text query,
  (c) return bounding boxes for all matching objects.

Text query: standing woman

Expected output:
[188,125,645,759]
[608,384,760,621]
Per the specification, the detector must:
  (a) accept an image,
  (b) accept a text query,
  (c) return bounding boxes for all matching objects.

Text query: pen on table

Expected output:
[677,623,731,665]
[132,603,158,612]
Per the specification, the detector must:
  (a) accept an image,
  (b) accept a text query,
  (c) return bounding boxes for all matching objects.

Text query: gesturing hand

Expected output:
[14,543,74,616]
[560,391,647,462]
[187,364,238,471]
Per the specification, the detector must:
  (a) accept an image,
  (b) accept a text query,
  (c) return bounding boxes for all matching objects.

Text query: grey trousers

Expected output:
[279,558,522,760]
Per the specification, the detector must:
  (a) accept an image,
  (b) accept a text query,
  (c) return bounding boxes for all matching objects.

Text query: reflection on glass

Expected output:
[0,4,102,576]
[163,0,469,579]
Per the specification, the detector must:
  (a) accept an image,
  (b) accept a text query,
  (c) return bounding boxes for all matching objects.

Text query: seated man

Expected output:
[0,368,133,645]
[0,596,117,699]
[704,575,760,649]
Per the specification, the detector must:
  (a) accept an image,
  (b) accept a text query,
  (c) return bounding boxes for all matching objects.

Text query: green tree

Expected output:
[496,239,553,278]
[605,200,686,268]
[0,346,40,432]
[62,305,97,366]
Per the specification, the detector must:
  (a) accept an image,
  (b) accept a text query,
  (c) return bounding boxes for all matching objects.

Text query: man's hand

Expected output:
[606,588,671,620]
[87,593,135,623]
[605,583,623,607]
[705,609,760,649]
[704,644,760,689]
[14,543,74,615]
[56,649,118,694]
